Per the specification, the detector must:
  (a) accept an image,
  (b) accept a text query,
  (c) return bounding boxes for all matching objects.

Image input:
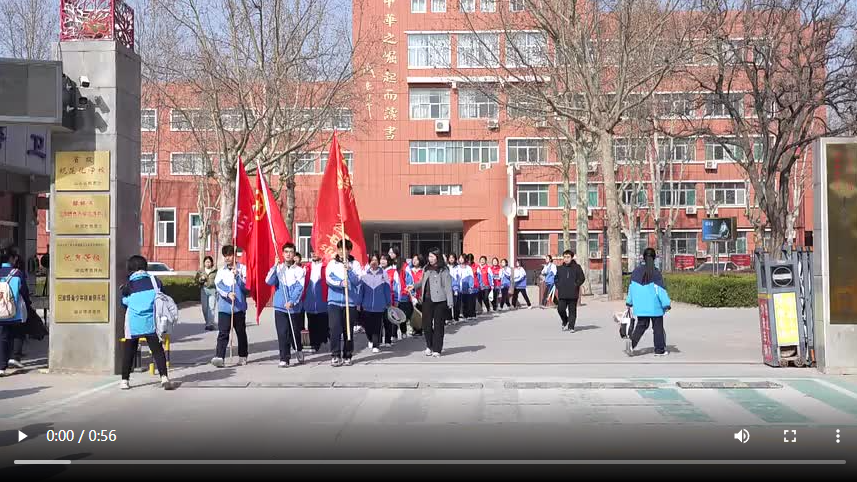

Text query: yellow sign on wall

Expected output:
[53,193,110,235]
[55,238,110,279]
[773,292,799,346]
[54,280,110,323]
[55,151,110,191]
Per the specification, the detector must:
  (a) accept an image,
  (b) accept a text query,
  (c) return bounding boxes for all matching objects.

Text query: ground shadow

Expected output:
[174,367,239,384]
[0,386,48,401]
[634,345,682,356]
[570,325,600,332]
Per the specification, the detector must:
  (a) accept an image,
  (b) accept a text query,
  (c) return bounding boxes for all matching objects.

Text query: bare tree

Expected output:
[459,0,698,299]
[143,0,370,252]
[0,0,56,60]
[688,0,857,252]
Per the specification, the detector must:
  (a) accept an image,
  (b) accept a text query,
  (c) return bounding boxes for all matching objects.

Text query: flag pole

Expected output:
[342,233,352,342]
[228,157,244,361]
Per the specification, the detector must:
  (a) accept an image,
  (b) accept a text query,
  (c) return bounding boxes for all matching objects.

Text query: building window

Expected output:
[654,94,695,118]
[141,109,157,131]
[297,224,313,257]
[704,140,744,162]
[409,88,450,119]
[458,89,498,119]
[659,183,697,207]
[518,233,549,257]
[622,233,649,257]
[507,94,541,119]
[460,0,475,12]
[410,184,463,196]
[155,208,176,246]
[432,0,446,12]
[517,184,549,207]
[506,32,547,67]
[558,185,599,208]
[482,0,496,12]
[613,138,646,163]
[408,34,451,68]
[412,0,427,12]
[657,138,694,162]
[324,109,353,131]
[189,213,211,252]
[724,232,748,254]
[220,108,254,131]
[704,94,744,118]
[507,139,547,164]
[457,34,500,68]
[558,235,601,257]
[169,109,212,131]
[170,153,207,175]
[140,153,157,176]
[705,182,747,207]
[510,0,525,12]
[293,153,317,174]
[670,232,698,255]
[320,151,353,173]
[410,140,499,164]
[621,186,648,207]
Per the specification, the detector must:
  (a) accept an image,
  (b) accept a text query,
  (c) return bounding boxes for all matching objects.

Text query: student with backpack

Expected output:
[119,255,175,390]
[625,248,672,357]
[0,246,31,376]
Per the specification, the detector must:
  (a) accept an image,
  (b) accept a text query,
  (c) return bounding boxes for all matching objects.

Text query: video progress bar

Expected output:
[14,460,848,465]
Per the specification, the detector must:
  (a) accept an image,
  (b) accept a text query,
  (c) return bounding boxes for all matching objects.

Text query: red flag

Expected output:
[233,157,255,250]
[244,165,292,322]
[312,134,366,264]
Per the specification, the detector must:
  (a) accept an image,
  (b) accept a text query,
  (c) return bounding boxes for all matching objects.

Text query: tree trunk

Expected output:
[599,133,624,300]
[561,172,572,260]
[284,160,296,234]
[217,175,236,263]
[662,225,674,272]
[575,149,592,296]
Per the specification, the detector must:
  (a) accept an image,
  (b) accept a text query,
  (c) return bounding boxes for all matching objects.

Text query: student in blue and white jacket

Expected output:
[499,259,512,310]
[326,239,363,367]
[625,248,672,357]
[512,259,532,309]
[212,245,250,368]
[266,242,306,368]
[457,254,476,320]
[447,254,461,323]
[0,246,31,376]
[540,255,557,308]
[357,252,391,353]
[118,255,174,390]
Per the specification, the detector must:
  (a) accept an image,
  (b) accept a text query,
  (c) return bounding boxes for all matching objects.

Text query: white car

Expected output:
[147,262,177,275]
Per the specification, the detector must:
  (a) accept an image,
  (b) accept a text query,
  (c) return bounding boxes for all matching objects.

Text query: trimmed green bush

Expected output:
[159,276,201,304]
[624,273,757,308]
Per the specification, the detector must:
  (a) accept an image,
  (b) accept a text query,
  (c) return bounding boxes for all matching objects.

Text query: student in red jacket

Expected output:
[490,257,503,311]
[478,256,492,314]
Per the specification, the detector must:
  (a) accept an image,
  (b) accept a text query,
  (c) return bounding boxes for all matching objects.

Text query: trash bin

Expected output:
[754,246,815,367]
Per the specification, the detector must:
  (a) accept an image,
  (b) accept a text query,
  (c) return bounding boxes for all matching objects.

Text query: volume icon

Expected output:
[734,429,750,444]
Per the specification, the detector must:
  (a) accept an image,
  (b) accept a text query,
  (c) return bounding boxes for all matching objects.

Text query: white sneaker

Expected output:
[7,359,24,369]
[654,351,669,357]
[372,347,380,353]
[343,358,353,366]
[368,342,374,349]
[119,379,131,390]
[238,357,248,366]
[432,352,441,358]
[424,348,432,356]
[160,376,176,390]
[528,305,534,310]
[624,340,634,357]
[355,326,365,334]
[210,357,225,368]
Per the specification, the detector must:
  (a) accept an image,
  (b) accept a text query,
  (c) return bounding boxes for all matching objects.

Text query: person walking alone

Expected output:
[265,242,305,368]
[554,250,586,332]
[211,245,250,368]
[419,248,454,358]
[625,248,672,357]
[540,255,557,309]
[196,256,218,331]
[0,246,30,373]
[512,260,532,309]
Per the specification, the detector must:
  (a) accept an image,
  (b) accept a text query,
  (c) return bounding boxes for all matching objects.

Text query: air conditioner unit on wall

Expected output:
[590,251,601,259]
[535,117,547,128]
[516,207,529,217]
[696,250,707,258]
[704,160,717,170]
[487,119,499,130]
[587,207,594,218]
[685,206,698,215]
[435,119,450,133]
[587,162,597,173]
[479,162,491,171]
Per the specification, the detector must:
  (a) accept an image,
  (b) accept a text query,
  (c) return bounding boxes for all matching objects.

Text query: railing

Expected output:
[60,0,135,51]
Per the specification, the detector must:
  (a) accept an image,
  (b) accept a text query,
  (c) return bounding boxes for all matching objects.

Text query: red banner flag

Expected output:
[244,165,293,322]
[233,157,255,250]
[312,134,366,264]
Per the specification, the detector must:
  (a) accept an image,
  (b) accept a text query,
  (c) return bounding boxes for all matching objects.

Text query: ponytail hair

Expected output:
[642,247,657,285]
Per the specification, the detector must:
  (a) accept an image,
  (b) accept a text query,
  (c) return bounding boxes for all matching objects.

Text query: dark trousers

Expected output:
[422,299,448,353]
[328,305,356,359]
[382,312,394,344]
[492,288,501,310]
[397,300,414,336]
[462,292,476,318]
[451,293,461,321]
[542,283,555,306]
[500,287,511,308]
[557,298,578,329]
[216,311,248,359]
[480,289,492,312]
[631,316,667,354]
[362,311,384,346]
[512,288,531,307]
[274,310,303,362]
[307,312,329,350]
[0,324,25,370]
[121,335,167,380]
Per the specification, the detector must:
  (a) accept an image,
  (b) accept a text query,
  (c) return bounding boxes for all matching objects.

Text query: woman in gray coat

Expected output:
[419,247,454,357]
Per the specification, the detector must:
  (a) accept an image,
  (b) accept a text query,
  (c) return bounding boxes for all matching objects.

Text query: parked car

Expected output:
[694,261,740,273]
[147,262,177,275]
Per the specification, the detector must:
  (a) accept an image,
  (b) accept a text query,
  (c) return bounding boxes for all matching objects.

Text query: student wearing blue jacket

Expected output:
[447,254,461,323]
[625,248,672,357]
[512,260,532,309]
[540,255,557,308]
[357,253,391,353]
[212,245,250,368]
[326,239,363,367]
[0,246,30,376]
[499,259,512,310]
[458,254,476,320]
[266,242,306,368]
[118,255,174,390]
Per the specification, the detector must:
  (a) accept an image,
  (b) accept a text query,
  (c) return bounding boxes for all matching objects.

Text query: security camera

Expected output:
[77,96,89,110]
[79,76,90,88]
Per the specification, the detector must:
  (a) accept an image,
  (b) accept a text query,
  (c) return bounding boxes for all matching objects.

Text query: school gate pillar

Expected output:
[48,3,141,374]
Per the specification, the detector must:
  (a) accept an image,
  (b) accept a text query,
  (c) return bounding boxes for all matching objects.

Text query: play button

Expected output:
[18,430,27,442]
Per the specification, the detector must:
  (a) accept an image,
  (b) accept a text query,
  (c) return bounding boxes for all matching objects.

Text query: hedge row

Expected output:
[160,276,202,304]
[624,273,757,308]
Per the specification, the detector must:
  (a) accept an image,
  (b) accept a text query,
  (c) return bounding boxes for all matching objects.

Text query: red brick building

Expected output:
[38,1,813,276]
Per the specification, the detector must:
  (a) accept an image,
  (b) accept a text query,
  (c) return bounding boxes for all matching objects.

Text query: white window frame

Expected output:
[457,33,500,68]
[320,151,354,173]
[518,233,549,258]
[410,184,463,196]
[657,137,695,162]
[169,108,212,131]
[141,108,157,131]
[510,0,526,12]
[654,93,696,119]
[220,108,254,131]
[409,140,499,164]
[670,231,698,255]
[409,88,451,119]
[408,33,451,69]
[169,152,207,176]
[188,213,211,252]
[460,0,475,12]
[481,0,496,12]
[659,183,697,207]
[507,138,548,165]
[506,31,547,67]
[154,208,177,247]
[431,0,447,12]
[704,93,744,118]
[296,224,314,258]
[558,185,599,208]
[704,139,745,162]
[517,184,549,208]
[412,0,427,13]
[704,182,747,207]
[458,88,499,119]
[140,152,157,176]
